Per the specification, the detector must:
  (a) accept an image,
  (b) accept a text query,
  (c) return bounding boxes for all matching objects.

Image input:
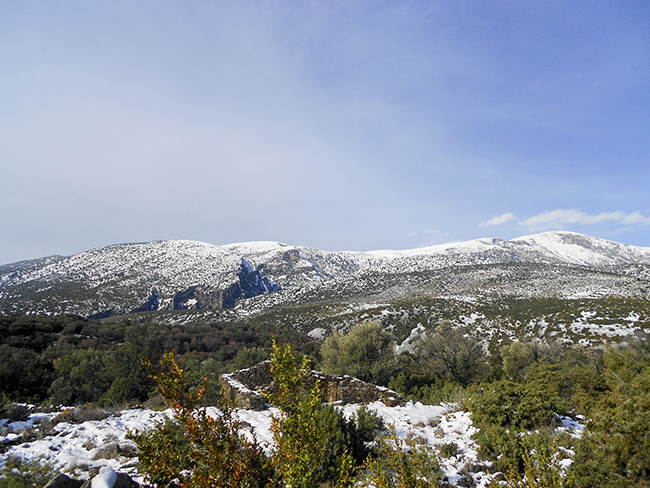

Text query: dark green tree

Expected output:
[320,321,397,385]
[416,322,489,387]
[572,345,650,487]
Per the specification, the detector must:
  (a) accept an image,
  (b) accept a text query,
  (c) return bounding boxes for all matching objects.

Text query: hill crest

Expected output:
[1,231,649,317]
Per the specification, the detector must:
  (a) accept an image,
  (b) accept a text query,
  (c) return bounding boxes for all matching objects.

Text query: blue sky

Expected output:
[2,1,650,264]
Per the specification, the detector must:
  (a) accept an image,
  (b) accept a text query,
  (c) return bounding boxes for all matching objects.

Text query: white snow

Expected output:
[557,415,586,439]
[0,408,173,482]
[460,313,484,325]
[395,324,426,354]
[92,466,117,488]
[6,230,650,318]
[307,327,328,341]
[366,231,650,266]
[339,401,488,485]
[1,401,495,486]
[0,399,590,487]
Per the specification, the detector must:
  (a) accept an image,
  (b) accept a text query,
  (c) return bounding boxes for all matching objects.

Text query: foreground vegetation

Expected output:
[2,306,650,486]
[130,341,444,488]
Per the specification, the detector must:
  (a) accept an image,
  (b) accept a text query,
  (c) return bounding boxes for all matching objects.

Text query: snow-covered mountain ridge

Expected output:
[368,231,650,266]
[1,231,650,317]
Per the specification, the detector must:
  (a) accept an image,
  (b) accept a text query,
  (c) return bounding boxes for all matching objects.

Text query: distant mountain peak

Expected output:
[1,231,649,317]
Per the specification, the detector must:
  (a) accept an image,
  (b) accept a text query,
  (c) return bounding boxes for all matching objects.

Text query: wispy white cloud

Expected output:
[480,212,516,227]
[519,209,650,231]
[621,212,650,225]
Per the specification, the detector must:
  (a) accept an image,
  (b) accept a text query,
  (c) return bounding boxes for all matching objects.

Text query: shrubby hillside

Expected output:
[2,231,650,486]
[1,308,650,486]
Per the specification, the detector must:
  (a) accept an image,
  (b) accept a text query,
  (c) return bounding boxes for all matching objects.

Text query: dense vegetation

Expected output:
[319,321,650,487]
[2,302,650,486]
[0,313,314,406]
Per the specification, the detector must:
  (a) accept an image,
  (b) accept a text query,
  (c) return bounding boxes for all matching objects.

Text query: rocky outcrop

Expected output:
[222,259,281,308]
[220,361,403,410]
[172,284,222,310]
[131,288,160,313]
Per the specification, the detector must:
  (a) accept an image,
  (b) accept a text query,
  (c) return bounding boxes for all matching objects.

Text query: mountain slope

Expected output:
[1,231,650,317]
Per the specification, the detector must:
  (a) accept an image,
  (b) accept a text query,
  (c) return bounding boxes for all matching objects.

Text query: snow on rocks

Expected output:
[395,324,426,354]
[1,402,496,486]
[1,408,173,483]
[340,401,494,487]
[91,466,117,488]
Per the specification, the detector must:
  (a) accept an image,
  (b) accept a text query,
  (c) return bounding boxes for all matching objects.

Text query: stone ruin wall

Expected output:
[219,361,403,410]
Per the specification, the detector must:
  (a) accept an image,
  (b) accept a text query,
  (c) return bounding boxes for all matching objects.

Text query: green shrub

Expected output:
[131,344,389,488]
[99,343,156,405]
[0,396,30,422]
[398,378,466,405]
[416,322,489,387]
[0,345,55,402]
[48,349,111,405]
[129,352,274,488]
[0,456,58,488]
[475,424,526,474]
[349,404,386,463]
[228,346,270,371]
[467,379,560,431]
[467,376,571,476]
[320,321,398,385]
[267,340,355,487]
[438,442,459,458]
[501,342,538,382]
[571,346,650,487]
[503,438,573,488]
[52,404,111,424]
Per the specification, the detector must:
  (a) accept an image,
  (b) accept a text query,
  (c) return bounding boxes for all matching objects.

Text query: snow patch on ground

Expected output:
[395,324,426,354]
[0,399,587,487]
[92,466,117,488]
[1,408,173,482]
[460,313,484,325]
[557,415,586,439]
[307,327,327,341]
[1,401,496,486]
[340,401,493,486]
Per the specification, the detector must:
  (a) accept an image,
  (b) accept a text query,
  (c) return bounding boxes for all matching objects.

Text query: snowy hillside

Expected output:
[1,231,650,317]
[368,230,650,266]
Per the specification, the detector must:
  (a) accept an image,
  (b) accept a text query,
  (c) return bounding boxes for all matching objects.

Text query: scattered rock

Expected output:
[43,473,84,488]
[45,469,140,488]
[109,472,141,488]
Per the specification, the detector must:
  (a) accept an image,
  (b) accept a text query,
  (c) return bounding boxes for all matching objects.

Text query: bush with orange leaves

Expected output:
[128,352,275,488]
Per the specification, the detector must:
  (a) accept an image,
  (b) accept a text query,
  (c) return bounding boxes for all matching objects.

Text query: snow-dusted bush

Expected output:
[0,455,58,488]
[129,352,273,488]
[130,344,385,488]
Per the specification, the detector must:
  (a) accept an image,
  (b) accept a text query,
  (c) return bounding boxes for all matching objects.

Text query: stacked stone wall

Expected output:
[219,361,403,410]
